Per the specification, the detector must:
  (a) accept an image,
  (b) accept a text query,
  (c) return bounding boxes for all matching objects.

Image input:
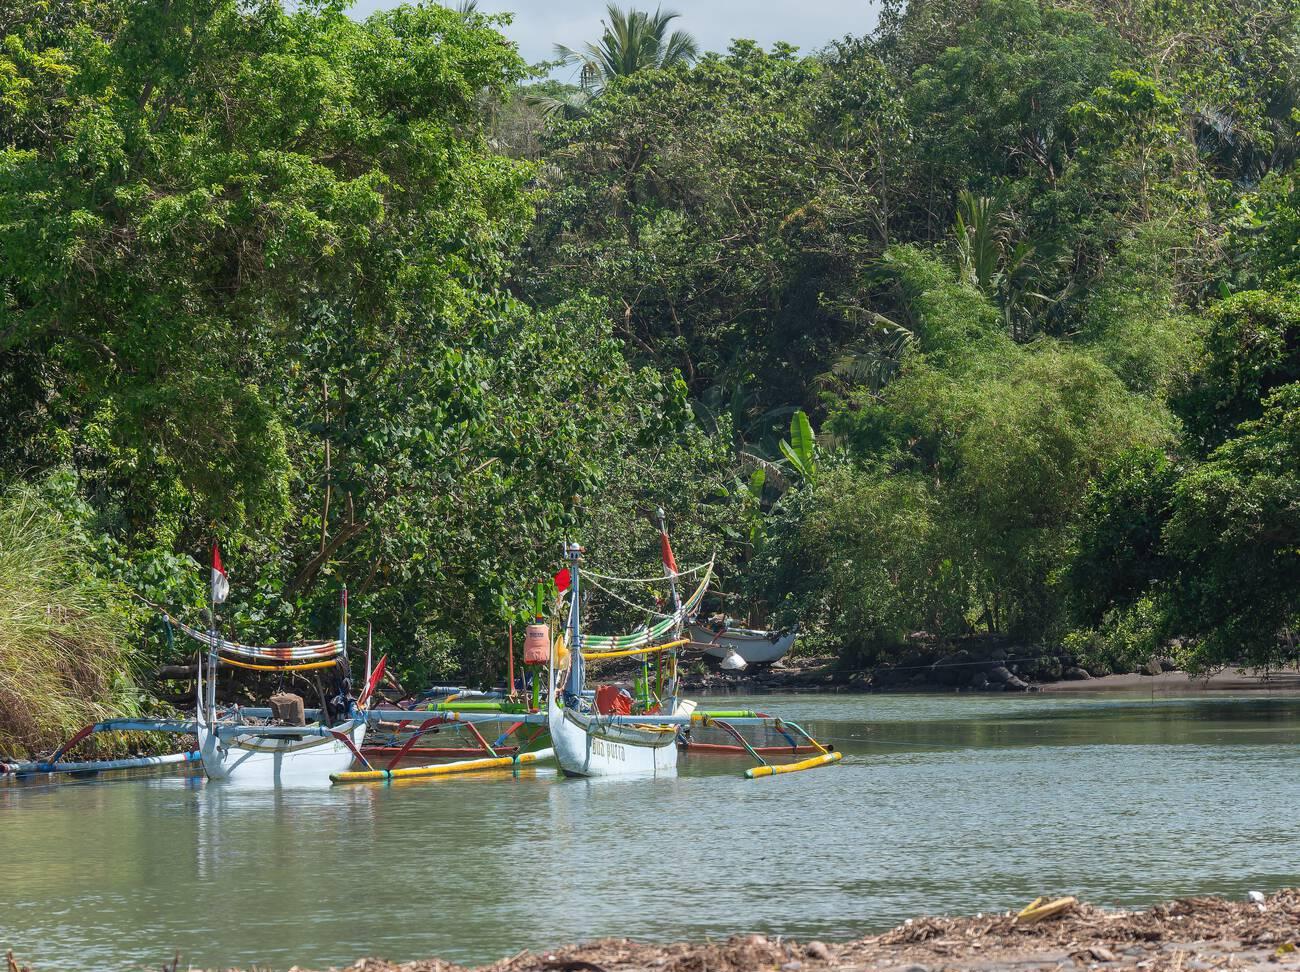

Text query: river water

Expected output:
[3,692,1298,971]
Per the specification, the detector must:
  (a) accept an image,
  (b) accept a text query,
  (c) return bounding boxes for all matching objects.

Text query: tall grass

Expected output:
[0,483,140,758]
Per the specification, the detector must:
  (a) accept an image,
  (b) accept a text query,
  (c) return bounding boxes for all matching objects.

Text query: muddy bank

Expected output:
[678,640,1300,696]
[171,889,1297,971]
[1037,669,1300,693]
[681,662,1300,696]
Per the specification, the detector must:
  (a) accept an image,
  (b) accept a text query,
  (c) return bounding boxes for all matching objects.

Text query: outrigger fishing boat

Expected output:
[541,515,840,779]
[192,632,372,785]
[14,609,380,785]
[546,521,707,777]
[9,535,840,786]
[17,549,379,786]
[182,548,373,784]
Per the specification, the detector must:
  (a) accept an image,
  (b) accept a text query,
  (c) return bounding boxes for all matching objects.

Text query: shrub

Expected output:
[0,481,141,757]
[1063,595,1168,675]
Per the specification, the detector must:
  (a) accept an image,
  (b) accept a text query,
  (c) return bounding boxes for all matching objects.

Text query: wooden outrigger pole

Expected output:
[2,750,202,777]
[0,716,201,777]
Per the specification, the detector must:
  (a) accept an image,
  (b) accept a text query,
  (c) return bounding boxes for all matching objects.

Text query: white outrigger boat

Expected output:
[188,589,375,784]
[194,653,370,785]
[15,604,380,786]
[547,517,710,778]
[194,709,367,783]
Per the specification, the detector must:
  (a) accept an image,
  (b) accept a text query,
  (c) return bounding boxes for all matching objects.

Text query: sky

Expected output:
[348,1,881,72]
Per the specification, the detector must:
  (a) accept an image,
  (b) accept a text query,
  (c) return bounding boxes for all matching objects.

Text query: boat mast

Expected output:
[657,509,683,709]
[563,540,584,707]
[339,585,348,660]
[206,579,218,722]
[657,507,681,617]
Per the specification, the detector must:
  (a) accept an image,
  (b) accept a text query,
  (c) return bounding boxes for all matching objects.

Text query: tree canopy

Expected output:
[4,0,1300,750]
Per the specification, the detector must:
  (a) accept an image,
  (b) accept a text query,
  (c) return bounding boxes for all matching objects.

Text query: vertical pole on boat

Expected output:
[340,585,348,660]
[365,622,373,696]
[656,510,682,707]
[206,543,222,719]
[563,541,583,707]
[339,585,350,719]
[207,631,217,716]
[531,580,546,709]
[533,656,541,711]
[657,508,682,615]
[539,618,547,713]
[546,576,556,714]
[507,621,516,699]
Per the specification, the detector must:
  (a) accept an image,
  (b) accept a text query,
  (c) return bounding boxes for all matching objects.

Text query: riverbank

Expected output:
[679,651,1300,696]
[72,889,1286,971]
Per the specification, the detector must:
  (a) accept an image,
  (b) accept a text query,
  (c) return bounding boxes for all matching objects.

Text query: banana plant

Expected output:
[779,410,817,483]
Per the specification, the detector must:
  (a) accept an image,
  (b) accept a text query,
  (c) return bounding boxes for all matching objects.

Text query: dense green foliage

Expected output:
[4,0,1300,752]
[523,0,1300,671]
[0,0,716,725]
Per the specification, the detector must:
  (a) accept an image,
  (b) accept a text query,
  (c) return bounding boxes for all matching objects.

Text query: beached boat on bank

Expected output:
[689,622,798,666]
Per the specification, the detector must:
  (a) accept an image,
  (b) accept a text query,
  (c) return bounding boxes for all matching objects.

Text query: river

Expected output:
[2,691,1298,971]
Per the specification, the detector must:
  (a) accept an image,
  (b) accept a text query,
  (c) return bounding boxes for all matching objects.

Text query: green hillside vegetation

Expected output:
[3,0,1299,751]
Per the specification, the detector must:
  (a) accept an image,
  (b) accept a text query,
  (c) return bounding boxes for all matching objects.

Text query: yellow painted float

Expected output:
[332,747,554,784]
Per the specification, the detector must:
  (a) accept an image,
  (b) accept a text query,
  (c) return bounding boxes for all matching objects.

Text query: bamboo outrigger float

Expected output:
[0,745,201,777]
[332,746,555,783]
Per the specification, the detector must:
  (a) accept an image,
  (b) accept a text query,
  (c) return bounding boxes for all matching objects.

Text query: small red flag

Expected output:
[553,567,571,593]
[660,530,679,575]
[211,544,229,604]
[360,654,387,707]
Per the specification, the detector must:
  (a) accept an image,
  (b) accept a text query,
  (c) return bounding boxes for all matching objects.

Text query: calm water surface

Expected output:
[3,692,1299,971]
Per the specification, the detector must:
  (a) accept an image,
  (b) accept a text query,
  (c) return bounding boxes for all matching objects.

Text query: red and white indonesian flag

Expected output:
[660,528,679,576]
[211,543,229,605]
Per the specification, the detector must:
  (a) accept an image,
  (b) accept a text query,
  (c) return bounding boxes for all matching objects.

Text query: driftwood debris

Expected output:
[146,890,1300,972]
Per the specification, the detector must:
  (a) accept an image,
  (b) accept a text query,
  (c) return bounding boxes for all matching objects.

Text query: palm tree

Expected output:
[953,190,1042,341]
[554,4,699,95]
